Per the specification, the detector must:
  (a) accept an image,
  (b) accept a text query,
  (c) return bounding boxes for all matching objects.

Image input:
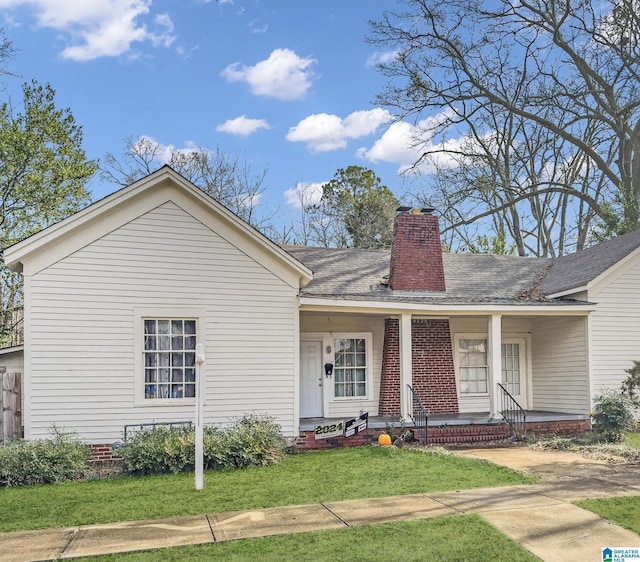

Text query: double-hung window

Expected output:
[143,319,197,400]
[334,337,368,398]
[458,338,488,394]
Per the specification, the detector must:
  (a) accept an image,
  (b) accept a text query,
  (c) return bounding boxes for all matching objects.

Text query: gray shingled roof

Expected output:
[285,246,557,305]
[284,229,640,306]
[540,229,640,295]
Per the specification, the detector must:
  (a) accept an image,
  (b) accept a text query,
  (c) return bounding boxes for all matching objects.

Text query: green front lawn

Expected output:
[578,433,640,533]
[0,446,534,532]
[578,496,640,535]
[73,515,541,562]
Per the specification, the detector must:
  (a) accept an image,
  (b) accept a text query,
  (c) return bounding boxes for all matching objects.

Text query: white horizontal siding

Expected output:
[589,259,640,398]
[531,316,589,414]
[450,317,532,413]
[27,202,298,442]
[300,315,384,417]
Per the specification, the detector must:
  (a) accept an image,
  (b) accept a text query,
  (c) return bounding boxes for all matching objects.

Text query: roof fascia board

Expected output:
[298,297,595,315]
[546,286,588,299]
[0,345,24,355]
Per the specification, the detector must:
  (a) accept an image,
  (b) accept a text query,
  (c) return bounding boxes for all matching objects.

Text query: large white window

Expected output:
[458,338,488,394]
[143,318,197,400]
[334,337,368,398]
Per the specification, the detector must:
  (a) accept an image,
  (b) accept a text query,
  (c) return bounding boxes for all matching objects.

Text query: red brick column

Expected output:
[379,318,459,415]
[412,319,459,413]
[379,318,401,415]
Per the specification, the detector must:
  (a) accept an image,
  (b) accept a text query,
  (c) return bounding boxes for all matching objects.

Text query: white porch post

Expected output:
[399,314,413,420]
[488,314,502,419]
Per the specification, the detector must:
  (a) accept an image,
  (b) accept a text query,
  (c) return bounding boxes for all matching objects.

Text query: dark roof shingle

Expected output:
[540,229,640,295]
[284,229,640,307]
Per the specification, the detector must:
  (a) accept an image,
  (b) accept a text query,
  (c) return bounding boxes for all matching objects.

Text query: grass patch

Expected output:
[73,515,540,562]
[625,431,640,449]
[578,496,640,535]
[0,447,534,532]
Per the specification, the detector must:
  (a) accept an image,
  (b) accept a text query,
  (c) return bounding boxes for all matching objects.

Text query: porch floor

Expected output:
[299,410,589,431]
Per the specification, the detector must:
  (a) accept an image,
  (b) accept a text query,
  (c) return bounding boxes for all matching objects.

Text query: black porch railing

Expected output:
[407,385,429,444]
[123,420,192,441]
[498,383,526,440]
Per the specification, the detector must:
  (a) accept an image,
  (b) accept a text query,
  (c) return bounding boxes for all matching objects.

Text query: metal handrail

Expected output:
[124,420,193,441]
[407,385,429,444]
[497,383,526,440]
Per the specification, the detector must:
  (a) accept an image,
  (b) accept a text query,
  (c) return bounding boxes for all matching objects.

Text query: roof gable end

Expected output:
[4,166,312,286]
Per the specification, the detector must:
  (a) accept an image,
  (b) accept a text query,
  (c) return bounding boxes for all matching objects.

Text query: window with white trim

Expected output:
[458,338,488,394]
[334,337,368,398]
[143,319,197,400]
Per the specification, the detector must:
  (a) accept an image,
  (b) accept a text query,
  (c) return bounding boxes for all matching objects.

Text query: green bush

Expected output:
[119,415,287,475]
[591,390,636,443]
[0,428,92,487]
[622,359,640,407]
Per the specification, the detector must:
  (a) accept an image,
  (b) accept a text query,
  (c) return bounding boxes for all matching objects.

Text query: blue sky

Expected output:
[0,0,438,225]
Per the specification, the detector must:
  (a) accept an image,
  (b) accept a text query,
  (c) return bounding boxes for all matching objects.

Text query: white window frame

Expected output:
[331,332,373,402]
[454,333,490,396]
[134,308,203,407]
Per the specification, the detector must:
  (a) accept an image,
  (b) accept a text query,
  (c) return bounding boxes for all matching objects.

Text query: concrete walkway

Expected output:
[2,447,640,561]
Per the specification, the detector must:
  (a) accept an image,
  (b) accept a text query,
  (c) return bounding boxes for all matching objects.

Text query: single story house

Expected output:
[4,167,640,455]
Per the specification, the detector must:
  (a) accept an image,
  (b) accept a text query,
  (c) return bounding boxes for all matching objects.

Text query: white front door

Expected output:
[300,340,323,417]
[501,339,527,408]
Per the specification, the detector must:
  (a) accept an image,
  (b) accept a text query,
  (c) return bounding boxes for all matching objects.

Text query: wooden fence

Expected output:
[1,371,22,445]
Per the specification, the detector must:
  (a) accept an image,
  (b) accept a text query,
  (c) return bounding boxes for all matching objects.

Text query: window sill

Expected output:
[135,398,196,407]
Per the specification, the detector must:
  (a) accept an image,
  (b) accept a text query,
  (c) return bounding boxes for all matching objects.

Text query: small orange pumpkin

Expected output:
[378,433,392,446]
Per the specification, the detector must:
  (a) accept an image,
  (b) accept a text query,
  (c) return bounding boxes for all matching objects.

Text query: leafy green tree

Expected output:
[0,81,97,346]
[309,166,399,249]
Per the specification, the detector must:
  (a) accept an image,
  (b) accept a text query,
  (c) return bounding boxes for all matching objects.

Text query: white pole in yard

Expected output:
[195,343,205,491]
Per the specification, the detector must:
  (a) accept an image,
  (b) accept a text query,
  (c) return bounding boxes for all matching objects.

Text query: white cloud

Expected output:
[221,48,316,100]
[358,110,462,173]
[286,108,391,152]
[249,19,268,34]
[343,109,392,137]
[131,135,202,165]
[365,50,399,68]
[284,181,325,209]
[286,113,346,152]
[216,115,270,136]
[0,0,175,60]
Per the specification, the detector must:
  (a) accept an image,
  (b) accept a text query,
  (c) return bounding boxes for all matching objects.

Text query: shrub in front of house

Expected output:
[119,414,287,475]
[591,390,636,443]
[0,428,92,487]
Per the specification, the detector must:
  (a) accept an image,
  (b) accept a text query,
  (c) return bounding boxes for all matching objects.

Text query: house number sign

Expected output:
[314,422,344,439]
[314,412,369,440]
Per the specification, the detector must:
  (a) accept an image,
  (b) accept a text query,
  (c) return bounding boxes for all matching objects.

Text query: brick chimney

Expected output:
[388,207,446,292]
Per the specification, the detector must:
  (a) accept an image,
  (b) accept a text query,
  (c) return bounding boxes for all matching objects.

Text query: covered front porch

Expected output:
[299,308,592,432]
[297,410,591,449]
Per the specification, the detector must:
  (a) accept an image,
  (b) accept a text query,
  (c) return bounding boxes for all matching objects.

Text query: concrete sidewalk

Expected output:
[2,447,640,562]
